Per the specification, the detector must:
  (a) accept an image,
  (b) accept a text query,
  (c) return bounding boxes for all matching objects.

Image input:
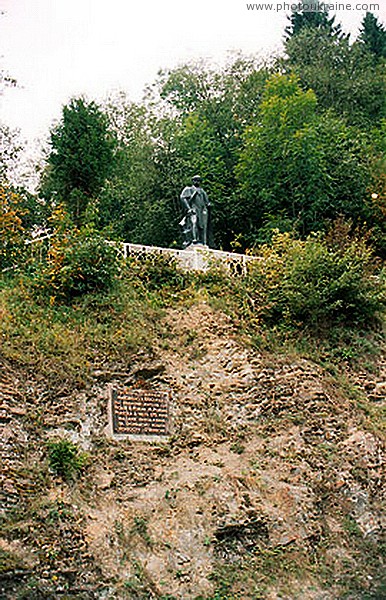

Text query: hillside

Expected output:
[0,281,385,599]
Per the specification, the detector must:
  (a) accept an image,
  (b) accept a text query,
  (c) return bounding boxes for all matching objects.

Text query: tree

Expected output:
[285,2,345,41]
[42,97,116,223]
[236,74,374,245]
[98,94,180,247]
[285,28,386,126]
[148,59,270,248]
[358,12,386,60]
[98,60,270,249]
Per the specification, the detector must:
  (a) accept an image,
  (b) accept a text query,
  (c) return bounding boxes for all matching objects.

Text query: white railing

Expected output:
[111,242,259,275]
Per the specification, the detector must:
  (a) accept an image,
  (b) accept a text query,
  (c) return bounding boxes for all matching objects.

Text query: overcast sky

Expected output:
[0,0,384,144]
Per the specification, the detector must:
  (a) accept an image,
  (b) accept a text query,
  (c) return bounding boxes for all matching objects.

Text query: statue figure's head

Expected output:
[192,175,201,187]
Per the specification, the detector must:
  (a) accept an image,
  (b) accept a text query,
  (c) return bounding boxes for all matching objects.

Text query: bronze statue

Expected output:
[180,175,211,247]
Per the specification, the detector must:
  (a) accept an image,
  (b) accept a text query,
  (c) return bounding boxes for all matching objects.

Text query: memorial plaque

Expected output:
[108,387,170,440]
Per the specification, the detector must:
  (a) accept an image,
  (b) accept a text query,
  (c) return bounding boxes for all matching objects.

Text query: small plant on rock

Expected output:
[47,438,88,480]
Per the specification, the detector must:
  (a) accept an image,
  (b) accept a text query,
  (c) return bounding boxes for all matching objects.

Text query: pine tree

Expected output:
[285,2,345,41]
[358,12,386,60]
[43,97,116,223]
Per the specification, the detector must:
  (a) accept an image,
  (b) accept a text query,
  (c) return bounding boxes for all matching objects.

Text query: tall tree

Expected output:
[285,28,386,126]
[42,97,116,223]
[99,95,177,246]
[236,74,373,245]
[150,59,270,248]
[98,60,269,249]
[358,12,386,60]
[285,2,345,41]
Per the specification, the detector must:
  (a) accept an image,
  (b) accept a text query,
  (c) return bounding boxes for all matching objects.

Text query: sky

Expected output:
[0,0,385,145]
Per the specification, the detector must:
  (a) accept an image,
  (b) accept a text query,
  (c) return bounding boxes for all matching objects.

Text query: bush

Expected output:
[33,229,119,301]
[47,438,87,480]
[242,231,385,328]
[0,186,26,271]
[124,251,187,291]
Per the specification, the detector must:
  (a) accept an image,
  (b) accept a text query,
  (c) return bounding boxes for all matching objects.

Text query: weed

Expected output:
[132,516,152,546]
[0,275,162,384]
[0,547,23,573]
[230,442,245,454]
[122,559,156,599]
[47,438,87,480]
[124,251,189,294]
[241,231,386,329]
[47,500,74,523]
[343,515,363,539]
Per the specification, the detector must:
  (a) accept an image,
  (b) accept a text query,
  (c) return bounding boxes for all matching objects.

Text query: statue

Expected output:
[179,175,211,248]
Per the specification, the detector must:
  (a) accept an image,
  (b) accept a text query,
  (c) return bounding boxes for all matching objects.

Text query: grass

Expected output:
[1,251,384,388]
[0,548,25,574]
[207,544,313,599]
[0,274,164,386]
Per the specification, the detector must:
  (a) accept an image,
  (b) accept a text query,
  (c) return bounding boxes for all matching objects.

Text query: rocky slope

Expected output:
[0,303,385,599]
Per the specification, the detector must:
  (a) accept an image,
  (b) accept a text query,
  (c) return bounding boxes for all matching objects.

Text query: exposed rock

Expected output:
[0,304,385,599]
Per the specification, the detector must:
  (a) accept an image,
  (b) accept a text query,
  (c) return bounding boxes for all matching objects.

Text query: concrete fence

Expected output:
[109,242,259,275]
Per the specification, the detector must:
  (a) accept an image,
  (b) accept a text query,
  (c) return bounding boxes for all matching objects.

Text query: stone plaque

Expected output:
[108,387,170,440]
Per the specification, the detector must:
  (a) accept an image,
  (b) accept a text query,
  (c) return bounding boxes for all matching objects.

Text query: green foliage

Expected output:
[0,182,49,274]
[0,547,23,574]
[358,12,386,60]
[132,516,152,546]
[125,251,187,292]
[0,271,162,386]
[43,97,116,223]
[284,1,345,41]
[100,95,180,247]
[33,221,119,302]
[42,46,382,254]
[240,230,385,329]
[0,185,27,271]
[285,28,386,126]
[100,60,269,250]
[47,438,87,480]
[236,74,373,243]
[153,59,270,249]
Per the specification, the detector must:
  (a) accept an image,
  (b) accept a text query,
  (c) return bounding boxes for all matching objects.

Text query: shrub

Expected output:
[0,186,26,271]
[125,251,187,291]
[242,231,385,328]
[33,229,119,301]
[47,438,87,480]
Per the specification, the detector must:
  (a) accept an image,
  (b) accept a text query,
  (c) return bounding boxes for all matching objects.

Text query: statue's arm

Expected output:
[180,195,191,213]
[180,186,195,213]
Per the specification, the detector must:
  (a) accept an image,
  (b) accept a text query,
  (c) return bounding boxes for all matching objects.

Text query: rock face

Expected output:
[0,303,385,599]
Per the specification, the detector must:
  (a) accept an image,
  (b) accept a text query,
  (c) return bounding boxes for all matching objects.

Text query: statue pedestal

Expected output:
[184,243,208,252]
[182,244,211,270]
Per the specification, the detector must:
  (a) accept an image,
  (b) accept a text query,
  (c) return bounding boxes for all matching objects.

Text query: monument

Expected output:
[180,175,211,248]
